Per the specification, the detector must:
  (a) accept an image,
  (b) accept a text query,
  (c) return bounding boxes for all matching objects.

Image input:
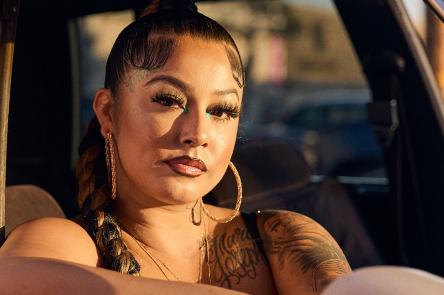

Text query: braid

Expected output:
[77,117,140,275]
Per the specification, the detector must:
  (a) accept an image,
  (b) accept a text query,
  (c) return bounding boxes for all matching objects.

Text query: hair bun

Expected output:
[141,0,197,17]
[158,0,197,13]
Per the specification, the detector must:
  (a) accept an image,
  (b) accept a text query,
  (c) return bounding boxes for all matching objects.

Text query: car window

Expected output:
[198,0,386,178]
[72,1,390,178]
[73,10,135,136]
[285,106,325,129]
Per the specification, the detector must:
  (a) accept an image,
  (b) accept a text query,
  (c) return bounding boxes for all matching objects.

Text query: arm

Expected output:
[0,256,247,295]
[322,266,444,295]
[0,218,247,295]
[257,210,351,295]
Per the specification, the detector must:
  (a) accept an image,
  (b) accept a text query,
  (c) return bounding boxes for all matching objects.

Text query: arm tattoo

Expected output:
[208,227,262,288]
[263,213,351,292]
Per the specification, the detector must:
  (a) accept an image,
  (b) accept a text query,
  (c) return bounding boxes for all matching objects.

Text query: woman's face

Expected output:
[107,36,242,207]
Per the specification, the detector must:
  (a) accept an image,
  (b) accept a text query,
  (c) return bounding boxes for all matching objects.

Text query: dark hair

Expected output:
[105,9,244,95]
[77,4,244,275]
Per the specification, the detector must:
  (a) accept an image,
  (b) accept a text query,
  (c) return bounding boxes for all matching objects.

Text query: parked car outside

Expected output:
[243,88,385,177]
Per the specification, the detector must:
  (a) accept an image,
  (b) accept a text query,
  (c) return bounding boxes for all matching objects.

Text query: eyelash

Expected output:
[152,92,186,110]
[152,92,240,121]
[207,103,240,121]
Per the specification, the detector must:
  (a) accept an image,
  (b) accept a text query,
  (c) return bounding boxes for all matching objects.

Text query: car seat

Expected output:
[5,185,65,236]
[209,138,382,269]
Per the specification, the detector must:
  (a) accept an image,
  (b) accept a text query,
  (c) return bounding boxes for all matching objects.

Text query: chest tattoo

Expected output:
[208,227,262,288]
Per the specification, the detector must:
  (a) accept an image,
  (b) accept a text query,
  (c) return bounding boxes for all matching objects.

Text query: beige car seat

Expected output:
[5,185,65,236]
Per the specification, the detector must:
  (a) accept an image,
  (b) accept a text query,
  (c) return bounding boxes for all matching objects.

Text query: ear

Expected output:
[93,88,115,138]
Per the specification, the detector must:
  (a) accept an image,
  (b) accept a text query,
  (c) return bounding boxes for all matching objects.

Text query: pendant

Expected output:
[192,199,202,226]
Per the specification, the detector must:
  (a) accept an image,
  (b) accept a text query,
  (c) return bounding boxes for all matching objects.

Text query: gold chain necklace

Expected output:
[125,214,211,283]
[202,210,212,284]
[132,237,181,281]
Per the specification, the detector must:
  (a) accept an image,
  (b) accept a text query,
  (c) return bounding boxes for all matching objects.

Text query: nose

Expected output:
[178,108,209,148]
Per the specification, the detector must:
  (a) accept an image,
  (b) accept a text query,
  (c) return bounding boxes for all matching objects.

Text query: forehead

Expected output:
[160,35,236,84]
[164,35,229,65]
[119,35,244,101]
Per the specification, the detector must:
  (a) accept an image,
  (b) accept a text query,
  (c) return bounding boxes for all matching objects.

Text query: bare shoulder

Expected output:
[255,210,351,294]
[255,209,349,265]
[0,217,100,267]
[256,209,330,236]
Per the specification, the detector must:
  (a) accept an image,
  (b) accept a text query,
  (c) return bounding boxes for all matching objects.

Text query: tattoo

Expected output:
[208,227,262,288]
[262,213,350,292]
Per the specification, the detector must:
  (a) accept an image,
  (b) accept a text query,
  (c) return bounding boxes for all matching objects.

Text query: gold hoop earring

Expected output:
[105,132,117,200]
[201,161,242,223]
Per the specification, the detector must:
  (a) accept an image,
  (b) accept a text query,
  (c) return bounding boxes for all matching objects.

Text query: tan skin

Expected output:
[0,36,351,294]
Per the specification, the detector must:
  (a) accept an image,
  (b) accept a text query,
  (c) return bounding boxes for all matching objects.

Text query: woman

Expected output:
[0,1,351,294]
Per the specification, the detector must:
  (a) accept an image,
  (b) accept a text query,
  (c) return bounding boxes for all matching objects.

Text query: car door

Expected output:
[335,0,444,275]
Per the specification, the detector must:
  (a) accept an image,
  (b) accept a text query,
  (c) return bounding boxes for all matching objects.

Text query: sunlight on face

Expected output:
[112,36,243,207]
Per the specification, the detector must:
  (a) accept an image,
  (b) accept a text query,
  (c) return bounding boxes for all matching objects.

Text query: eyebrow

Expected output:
[214,89,239,101]
[145,74,240,101]
[145,75,188,91]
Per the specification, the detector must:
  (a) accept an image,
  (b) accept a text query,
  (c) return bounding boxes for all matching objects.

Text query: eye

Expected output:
[207,103,240,121]
[152,93,186,110]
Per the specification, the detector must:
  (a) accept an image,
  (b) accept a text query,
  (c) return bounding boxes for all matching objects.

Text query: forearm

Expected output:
[0,257,248,295]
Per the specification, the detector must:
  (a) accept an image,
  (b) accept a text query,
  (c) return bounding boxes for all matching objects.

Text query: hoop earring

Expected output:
[105,132,117,200]
[201,161,242,223]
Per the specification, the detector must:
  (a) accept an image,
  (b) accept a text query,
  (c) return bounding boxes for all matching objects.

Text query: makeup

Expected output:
[152,92,186,110]
[164,156,207,177]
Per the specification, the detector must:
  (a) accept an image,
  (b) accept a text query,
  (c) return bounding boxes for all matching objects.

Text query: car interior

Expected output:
[2,0,444,279]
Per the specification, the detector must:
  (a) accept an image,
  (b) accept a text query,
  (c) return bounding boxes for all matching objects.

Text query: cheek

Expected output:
[116,103,177,147]
[141,115,175,142]
[114,111,181,182]
[213,126,237,155]
[210,123,238,173]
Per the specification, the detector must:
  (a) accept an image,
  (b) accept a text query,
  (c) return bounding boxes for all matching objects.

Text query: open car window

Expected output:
[73,1,388,179]
[74,10,135,136]
[197,0,386,178]
[73,1,430,180]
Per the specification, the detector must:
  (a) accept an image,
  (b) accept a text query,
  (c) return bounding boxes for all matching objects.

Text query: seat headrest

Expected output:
[210,138,312,206]
[5,185,65,236]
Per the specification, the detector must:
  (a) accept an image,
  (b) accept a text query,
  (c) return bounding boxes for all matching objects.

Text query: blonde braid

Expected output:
[77,117,140,275]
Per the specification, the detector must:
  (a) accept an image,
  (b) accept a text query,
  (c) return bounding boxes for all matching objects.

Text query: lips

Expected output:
[164,156,207,177]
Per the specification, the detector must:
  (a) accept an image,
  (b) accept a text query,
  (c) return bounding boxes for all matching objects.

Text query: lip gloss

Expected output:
[166,162,205,177]
[164,156,207,177]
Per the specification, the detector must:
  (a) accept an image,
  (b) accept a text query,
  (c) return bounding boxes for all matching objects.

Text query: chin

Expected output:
[149,179,213,205]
